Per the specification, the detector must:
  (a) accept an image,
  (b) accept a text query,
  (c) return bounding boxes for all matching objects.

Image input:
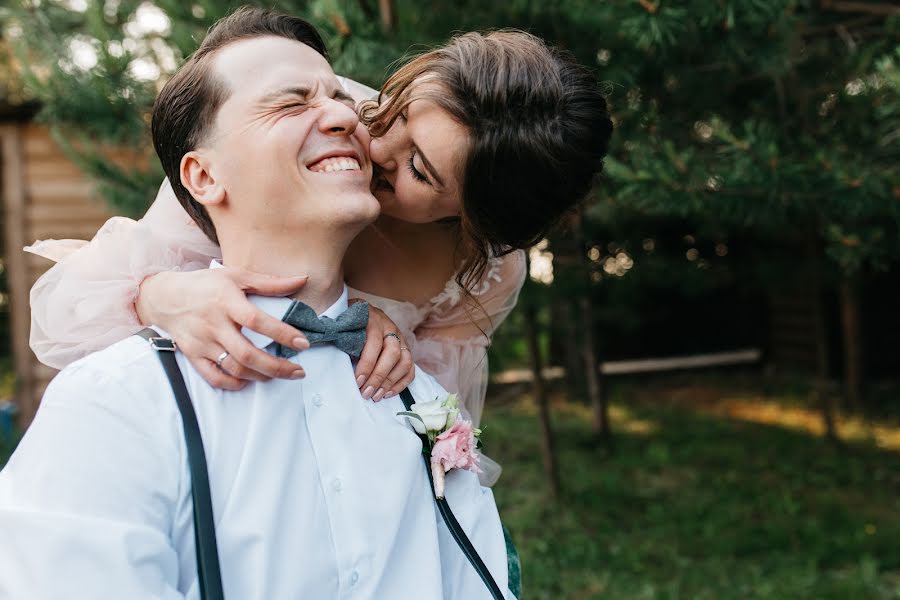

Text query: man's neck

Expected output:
[218,232,350,315]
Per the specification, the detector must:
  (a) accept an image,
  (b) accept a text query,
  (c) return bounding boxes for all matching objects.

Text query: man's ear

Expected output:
[180,150,225,207]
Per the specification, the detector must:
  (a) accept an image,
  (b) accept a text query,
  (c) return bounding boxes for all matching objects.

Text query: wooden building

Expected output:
[1,110,115,427]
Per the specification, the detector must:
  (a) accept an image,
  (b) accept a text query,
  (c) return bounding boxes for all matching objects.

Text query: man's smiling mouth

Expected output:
[308,156,361,172]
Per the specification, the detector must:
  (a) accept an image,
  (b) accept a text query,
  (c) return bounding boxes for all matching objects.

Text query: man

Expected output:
[0,8,510,599]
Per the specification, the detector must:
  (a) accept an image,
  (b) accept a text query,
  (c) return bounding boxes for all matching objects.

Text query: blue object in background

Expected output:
[0,401,16,437]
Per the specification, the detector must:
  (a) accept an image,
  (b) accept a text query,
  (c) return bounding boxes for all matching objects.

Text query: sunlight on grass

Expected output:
[714,396,900,451]
[486,389,900,599]
[508,394,660,435]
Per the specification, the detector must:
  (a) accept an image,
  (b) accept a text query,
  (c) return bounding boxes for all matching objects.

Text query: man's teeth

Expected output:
[309,157,361,173]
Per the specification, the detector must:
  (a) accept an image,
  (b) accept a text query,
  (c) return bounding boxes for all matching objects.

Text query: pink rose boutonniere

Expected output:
[399,393,483,499]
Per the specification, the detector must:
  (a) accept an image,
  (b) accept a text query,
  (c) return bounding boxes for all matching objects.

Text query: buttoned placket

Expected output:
[297,346,366,597]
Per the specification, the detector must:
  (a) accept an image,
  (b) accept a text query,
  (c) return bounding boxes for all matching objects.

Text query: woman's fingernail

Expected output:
[384,391,395,399]
[356,375,366,387]
[373,388,385,402]
[362,386,374,399]
[290,370,305,379]
[293,337,309,350]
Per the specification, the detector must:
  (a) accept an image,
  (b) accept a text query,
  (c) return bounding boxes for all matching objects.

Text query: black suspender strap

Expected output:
[137,329,225,600]
[399,389,505,600]
[137,329,499,599]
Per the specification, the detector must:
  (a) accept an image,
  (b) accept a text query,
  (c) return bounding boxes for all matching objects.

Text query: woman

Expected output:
[28,29,612,437]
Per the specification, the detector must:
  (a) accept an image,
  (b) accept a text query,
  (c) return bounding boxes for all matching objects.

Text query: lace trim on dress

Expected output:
[428,255,506,313]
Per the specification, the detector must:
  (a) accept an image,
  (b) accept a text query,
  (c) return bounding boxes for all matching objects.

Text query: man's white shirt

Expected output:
[0,285,510,599]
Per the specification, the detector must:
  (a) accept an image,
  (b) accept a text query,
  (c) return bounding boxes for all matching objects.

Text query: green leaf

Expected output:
[397,411,426,427]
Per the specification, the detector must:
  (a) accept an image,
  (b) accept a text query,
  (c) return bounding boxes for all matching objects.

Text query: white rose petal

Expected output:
[409,398,451,433]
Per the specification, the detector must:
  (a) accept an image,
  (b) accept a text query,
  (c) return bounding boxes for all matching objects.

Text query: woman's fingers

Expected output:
[229,268,309,297]
[365,337,403,401]
[216,325,305,381]
[384,349,415,398]
[189,355,248,391]
[229,299,309,355]
[355,331,384,395]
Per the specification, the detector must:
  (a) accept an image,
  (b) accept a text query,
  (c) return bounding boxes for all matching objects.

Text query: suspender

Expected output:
[400,389,506,600]
[139,329,504,600]
[138,329,225,600]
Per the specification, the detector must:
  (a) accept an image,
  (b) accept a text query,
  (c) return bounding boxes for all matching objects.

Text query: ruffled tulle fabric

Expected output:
[27,180,218,369]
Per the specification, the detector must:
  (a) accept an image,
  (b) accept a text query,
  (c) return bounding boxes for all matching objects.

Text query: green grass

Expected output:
[488,388,900,599]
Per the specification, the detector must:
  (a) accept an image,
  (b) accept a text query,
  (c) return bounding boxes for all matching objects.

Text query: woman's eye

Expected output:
[407,153,429,184]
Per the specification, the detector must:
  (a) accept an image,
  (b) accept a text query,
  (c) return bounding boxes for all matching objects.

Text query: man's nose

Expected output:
[318,98,360,136]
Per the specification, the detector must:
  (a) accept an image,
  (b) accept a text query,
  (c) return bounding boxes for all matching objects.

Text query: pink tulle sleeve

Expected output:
[26,179,220,369]
[413,250,527,429]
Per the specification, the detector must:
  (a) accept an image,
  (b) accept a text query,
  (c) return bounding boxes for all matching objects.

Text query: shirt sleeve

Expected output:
[413,250,527,429]
[27,178,220,369]
[0,358,188,599]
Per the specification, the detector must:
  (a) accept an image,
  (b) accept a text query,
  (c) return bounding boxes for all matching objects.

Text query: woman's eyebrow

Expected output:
[416,147,446,188]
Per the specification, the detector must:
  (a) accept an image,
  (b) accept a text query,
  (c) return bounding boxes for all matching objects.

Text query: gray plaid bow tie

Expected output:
[277,300,369,358]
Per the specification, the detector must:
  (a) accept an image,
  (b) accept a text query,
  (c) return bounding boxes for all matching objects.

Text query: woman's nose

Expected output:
[369,135,397,172]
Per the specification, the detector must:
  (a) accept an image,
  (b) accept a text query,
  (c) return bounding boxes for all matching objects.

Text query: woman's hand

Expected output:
[352,301,415,401]
[136,268,311,390]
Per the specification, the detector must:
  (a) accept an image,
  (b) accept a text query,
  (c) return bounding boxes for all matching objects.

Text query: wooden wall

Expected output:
[1,123,114,427]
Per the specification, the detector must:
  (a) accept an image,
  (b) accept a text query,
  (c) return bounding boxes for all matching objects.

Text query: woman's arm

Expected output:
[29,179,415,393]
[28,180,304,381]
[28,180,217,368]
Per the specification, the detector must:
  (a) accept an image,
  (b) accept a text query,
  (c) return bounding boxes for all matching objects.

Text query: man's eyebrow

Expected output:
[332,88,355,104]
[260,85,355,106]
[416,147,446,188]
[259,86,311,103]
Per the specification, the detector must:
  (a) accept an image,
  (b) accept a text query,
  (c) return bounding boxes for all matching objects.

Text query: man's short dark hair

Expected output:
[151,6,328,243]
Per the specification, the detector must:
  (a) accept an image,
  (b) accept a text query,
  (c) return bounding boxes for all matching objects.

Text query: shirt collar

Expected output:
[209,260,349,349]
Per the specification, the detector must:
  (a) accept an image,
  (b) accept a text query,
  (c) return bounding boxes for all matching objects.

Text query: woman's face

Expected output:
[369,87,468,223]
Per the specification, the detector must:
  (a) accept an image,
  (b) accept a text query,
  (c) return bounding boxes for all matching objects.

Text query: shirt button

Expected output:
[312,394,323,407]
[350,571,359,585]
[332,478,342,493]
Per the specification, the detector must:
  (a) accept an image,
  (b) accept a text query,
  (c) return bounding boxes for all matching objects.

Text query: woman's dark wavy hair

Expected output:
[362,30,613,291]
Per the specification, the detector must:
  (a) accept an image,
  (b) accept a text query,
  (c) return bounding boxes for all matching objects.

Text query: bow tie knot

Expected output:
[277,300,369,359]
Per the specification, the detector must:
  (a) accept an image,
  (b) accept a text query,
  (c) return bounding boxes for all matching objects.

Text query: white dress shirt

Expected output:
[0,286,511,599]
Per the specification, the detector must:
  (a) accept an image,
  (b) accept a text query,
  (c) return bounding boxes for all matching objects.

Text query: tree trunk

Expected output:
[839,274,864,408]
[553,299,585,399]
[378,0,396,33]
[807,234,838,442]
[580,295,609,443]
[572,214,610,446]
[522,259,561,498]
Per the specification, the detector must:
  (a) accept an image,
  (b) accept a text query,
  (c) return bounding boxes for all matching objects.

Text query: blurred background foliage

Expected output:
[2,1,900,597]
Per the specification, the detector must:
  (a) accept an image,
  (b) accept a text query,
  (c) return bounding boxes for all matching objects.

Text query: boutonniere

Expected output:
[399,393,482,499]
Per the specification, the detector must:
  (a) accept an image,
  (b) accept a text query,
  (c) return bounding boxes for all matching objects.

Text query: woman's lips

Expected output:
[371,172,394,194]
